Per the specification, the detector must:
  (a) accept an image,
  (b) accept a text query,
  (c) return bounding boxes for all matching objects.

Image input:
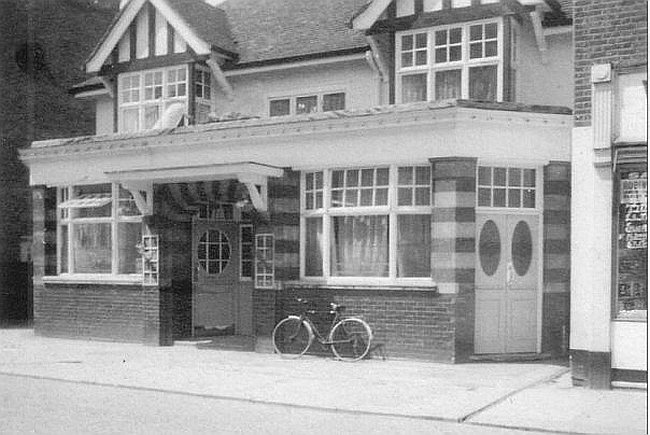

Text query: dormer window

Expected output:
[118,65,213,132]
[397,19,503,104]
[118,66,188,133]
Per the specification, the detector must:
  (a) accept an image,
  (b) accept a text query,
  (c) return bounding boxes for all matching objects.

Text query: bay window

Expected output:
[57,183,143,275]
[301,166,432,283]
[397,19,503,103]
[118,65,213,132]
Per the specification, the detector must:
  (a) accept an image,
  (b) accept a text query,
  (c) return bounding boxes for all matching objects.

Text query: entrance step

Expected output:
[175,335,256,352]
[469,352,557,363]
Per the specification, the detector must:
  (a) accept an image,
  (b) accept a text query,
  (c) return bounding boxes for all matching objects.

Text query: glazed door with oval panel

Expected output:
[475,212,539,354]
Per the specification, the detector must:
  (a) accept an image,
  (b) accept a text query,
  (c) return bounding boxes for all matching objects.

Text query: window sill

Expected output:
[43,275,143,286]
[288,279,438,292]
[612,314,648,323]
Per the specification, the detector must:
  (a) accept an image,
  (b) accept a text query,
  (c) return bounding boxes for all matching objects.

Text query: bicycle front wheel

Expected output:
[272,316,313,358]
[329,318,372,362]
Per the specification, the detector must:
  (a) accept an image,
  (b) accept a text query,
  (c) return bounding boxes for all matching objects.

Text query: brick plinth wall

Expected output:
[281,284,455,362]
[37,283,145,342]
[574,0,648,126]
[542,162,571,356]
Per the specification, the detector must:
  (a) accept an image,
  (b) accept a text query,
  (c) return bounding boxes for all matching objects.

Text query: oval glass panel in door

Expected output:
[198,230,231,275]
[479,220,501,276]
[511,221,532,276]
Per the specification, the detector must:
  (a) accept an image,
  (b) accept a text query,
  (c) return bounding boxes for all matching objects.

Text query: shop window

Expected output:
[301,165,432,283]
[615,169,648,320]
[397,19,502,103]
[477,166,536,209]
[255,234,274,288]
[57,184,143,275]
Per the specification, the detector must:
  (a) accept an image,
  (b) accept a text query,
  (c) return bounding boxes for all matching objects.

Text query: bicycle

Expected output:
[272,298,373,362]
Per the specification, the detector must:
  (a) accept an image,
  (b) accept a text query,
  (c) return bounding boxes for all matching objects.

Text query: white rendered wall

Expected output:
[95,96,114,135]
[516,28,573,109]
[570,126,613,353]
[215,60,380,118]
[611,321,648,370]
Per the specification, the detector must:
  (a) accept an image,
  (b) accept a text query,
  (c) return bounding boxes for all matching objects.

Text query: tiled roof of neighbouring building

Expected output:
[218,0,370,65]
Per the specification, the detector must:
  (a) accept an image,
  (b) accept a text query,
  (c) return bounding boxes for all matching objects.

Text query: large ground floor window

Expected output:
[57,183,143,276]
[301,166,432,283]
[615,166,647,320]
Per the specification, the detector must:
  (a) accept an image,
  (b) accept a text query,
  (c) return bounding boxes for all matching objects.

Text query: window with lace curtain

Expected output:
[301,166,432,283]
[397,19,503,103]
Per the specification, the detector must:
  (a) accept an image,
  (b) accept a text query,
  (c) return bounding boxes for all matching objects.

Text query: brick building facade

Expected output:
[20,0,574,362]
[570,0,647,388]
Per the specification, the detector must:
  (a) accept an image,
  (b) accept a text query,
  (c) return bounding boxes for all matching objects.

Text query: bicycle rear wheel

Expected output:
[272,316,313,358]
[329,318,372,362]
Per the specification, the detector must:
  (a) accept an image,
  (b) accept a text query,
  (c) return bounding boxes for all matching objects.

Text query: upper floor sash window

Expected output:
[269,92,346,117]
[118,65,213,132]
[397,18,503,104]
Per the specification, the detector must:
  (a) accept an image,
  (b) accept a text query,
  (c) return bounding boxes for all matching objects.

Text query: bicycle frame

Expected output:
[294,302,351,347]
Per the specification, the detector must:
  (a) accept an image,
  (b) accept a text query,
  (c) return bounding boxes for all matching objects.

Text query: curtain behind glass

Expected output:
[305,218,323,276]
[397,215,431,277]
[435,69,461,100]
[331,215,389,277]
[469,65,497,101]
[73,223,111,273]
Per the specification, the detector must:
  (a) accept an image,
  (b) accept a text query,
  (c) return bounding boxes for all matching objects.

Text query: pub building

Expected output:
[19,0,575,363]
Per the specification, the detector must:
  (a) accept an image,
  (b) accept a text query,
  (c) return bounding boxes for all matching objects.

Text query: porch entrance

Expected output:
[475,212,540,354]
[192,217,252,337]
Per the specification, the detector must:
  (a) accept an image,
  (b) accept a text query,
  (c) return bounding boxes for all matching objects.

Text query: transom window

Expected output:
[57,183,143,275]
[302,166,432,282]
[269,92,346,117]
[397,19,502,104]
[477,166,537,209]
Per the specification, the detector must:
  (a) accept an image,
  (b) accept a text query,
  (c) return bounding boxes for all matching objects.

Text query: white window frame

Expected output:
[255,234,275,289]
[57,183,143,277]
[268,90,346,117]
[476,165,541,211]
[300,165,433,286]
[118,65,189,133]
[194,65,213,124]
[240,223,254,281]
[396,18,504,103]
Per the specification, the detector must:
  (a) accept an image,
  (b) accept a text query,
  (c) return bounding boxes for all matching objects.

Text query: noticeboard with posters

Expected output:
[616,169,648,320]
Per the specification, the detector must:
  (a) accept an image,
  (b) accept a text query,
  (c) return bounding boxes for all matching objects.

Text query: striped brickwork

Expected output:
[267,171,300,282]
[430,157,477,294]
[542,161,571,355]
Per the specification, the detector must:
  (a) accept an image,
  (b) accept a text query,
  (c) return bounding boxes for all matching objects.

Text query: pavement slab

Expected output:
[1,329,646,434]
[469,372,648,434]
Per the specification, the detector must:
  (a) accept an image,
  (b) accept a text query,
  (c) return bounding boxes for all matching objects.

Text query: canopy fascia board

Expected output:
[105,162,283,184]
[86,0,211,74]
[106,162,283,212]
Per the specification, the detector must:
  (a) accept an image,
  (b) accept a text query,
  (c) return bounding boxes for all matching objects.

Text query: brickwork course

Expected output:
[573,0,648,126]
